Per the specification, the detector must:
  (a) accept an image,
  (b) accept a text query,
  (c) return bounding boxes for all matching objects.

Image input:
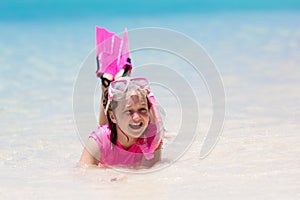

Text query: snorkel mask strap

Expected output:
[104,99,111,115]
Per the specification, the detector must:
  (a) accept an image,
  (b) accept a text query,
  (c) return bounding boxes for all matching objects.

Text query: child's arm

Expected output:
[78,137,101,167]
[99,85,108,126]
[99,103,108,126]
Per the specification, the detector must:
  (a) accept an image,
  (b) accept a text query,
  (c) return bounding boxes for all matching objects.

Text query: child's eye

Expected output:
[124,108,148,115]
[124,110,133,115]
[139,108,148,114]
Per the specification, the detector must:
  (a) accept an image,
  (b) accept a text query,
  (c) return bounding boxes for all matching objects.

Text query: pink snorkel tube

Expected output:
[145,90,164,159]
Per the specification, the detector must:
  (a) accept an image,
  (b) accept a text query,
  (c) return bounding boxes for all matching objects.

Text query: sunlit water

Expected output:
[0,12,300,199]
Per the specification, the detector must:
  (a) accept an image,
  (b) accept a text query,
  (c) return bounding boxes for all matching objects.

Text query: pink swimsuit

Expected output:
[90,122,160,167]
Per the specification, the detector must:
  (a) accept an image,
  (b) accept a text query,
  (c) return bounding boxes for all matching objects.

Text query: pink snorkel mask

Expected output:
[95,26,132,87]
[105,77,149,114]
[105,77,164,160]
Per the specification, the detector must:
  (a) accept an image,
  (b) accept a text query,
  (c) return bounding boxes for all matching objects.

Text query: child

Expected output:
[79,27,163,168]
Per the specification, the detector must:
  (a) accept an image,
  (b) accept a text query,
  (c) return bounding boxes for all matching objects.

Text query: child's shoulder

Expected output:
[98,124,111,133]
[90,124,111,144]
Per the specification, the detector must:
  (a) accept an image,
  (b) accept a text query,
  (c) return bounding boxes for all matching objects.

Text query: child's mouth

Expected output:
[129,122,143,130]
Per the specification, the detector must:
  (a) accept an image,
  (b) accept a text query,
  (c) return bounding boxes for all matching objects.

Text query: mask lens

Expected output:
[131,78,149,89]
[110,79,128,92]
[108,77,149,102]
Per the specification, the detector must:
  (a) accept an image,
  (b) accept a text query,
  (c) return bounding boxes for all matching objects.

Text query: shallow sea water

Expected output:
[0,11,300,199]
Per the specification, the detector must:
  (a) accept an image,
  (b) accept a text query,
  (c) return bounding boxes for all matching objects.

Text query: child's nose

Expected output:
[131,112,141,121]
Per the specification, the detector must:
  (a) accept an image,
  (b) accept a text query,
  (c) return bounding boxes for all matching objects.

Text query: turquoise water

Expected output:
[0,3,300,200]
[1,0,300,20]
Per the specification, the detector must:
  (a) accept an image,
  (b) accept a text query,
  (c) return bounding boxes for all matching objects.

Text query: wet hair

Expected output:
[102,87,150,145]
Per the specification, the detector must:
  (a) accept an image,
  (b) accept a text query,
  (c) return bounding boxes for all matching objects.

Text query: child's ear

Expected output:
[108,110,117,123]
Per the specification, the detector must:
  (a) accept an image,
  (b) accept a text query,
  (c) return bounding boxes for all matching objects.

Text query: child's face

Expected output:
[113,92,150,138]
